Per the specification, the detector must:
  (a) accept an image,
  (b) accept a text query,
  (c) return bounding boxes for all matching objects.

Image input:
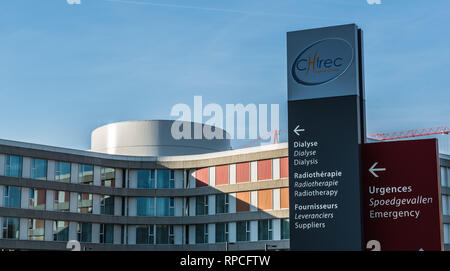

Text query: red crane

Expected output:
[369,126,450,141]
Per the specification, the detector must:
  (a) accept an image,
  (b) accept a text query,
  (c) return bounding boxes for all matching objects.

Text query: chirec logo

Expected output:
[291,38,354,86]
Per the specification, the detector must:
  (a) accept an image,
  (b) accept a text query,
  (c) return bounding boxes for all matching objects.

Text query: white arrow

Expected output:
[369,162,386,178]
[293,125,305,136]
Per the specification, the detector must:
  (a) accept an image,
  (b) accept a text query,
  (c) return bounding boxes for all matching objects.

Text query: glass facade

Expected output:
[54,191,70,212]
[0,153,293,249]
[78,193,93,213]
[3,186,21,208]
[281,218,290,240]
[101,167,115,187]
[28,219,45,240]
[215,223,228,243]
[216,194,229,214]
[78,223,92,243]
[100,224,114,244]
[196,195,208,216]
[79,164,94,185]
[31,158,47,180]
[156,197,174,216]
[258,220,272,241]
[137,170,155,188]
[100,195,114,215]
[29,188,46,210]
[157,170,175,189]
[5,155,22,177]
[2,217,19,239]
[236,221,250,242]
[195,224,208,244]
[136,198,155,216]
[136,225,154,244]
[55,161,71,183]
[156,225,174,244]
[53,221,69,241]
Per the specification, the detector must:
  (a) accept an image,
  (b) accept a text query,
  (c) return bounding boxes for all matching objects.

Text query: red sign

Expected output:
[362,139,443,251]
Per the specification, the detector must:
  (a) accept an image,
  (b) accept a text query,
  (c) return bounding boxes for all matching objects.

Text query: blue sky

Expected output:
[0,0,449,150]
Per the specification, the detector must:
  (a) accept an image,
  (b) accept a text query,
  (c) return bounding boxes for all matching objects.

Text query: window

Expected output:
[53,221,69,241]
[196,195,208,216]
[78,193,93,213]
[54,191,70,212]
[156,225,174,244]
[156,197,174,216]
[101,167,115,187]
[2,217,19,239]
[441,167,448,187]
[78,164,94,185]
[136,198,155,216]
[5,155,22,177]
[55,161,71,183]
[31,158,47,180]
[258,220,272,241]
[28,219,45,241]
[195,224,208,244]
[77,223,92,243]
[136,225,154,244]
[137,170,155,188]
[29,188,46,210]
[281,219,290,240]
[215,223,229,243]
[216,194,229,214]
[157,170,175,189]
[3,186,21,208]
[236,221,250,242]
[100,195,114,215]
[100,224,114,244]
[444,224,450,245]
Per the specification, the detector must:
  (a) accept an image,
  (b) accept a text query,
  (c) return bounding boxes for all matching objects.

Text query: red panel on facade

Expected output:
[280,157,289,178]
[280,187,289,209]
[257,159,272,181]
[236,162,250,183]
[195,168,209,187]
[215,165,229,186]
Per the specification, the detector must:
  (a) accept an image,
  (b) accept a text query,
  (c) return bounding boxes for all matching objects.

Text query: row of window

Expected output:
[3,155,116,186]
[194,219,290,243]
[2,154,290,190]
[2,186,114,215]
[2,218,114,243]
[2,185,288,217]
[1,217,290,245]
[195,158,289,188]
[195,189,289,215]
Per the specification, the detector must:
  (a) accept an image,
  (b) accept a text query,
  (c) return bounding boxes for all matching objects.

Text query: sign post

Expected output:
[362,139,443,251]
[287,24,366,250]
